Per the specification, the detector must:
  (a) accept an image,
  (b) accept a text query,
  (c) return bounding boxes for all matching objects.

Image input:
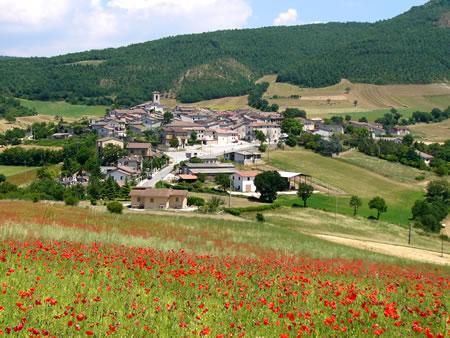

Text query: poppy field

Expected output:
[0,201,449,336]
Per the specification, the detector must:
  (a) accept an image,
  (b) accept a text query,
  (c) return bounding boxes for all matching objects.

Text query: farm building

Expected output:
[180,163,236,177]
[278,171,312,190]
[130,188,188,210]
[224,150,262,165]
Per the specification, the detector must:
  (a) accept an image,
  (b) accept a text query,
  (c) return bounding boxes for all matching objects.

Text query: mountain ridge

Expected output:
[0,0,448,106]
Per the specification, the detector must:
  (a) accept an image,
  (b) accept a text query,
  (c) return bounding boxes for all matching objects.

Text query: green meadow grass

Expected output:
[0,165,39,177]
[19,99,109,118]
[266,148,425,226]
[337,150,434,183]
[0,200,426,267]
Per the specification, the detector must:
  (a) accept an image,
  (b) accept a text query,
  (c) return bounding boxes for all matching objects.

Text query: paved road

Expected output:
[138,141,259,188]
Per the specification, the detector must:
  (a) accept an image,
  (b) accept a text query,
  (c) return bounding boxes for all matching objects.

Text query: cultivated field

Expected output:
[19,99,109,118]
[409,119,450,143]
[0,165,38,177]
[0,200,448,336]
[266,148,424,225]
[260,75,450,119]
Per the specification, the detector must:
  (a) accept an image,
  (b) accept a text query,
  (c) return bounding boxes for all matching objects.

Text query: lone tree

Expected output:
[163,111,174,125]
[254,171,287,203]
[254,130,266,145]
[215,174,231,192]
[0,173,6,183]
[297,183,314,207]
[349,195,362,216]
[169,138,179,148]
[368,196,387,220]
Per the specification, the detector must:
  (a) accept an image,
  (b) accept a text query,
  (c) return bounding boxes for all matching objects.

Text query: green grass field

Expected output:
[0,165,40,186]
[266,148,425,225]
[241,204,448,255]
[0,165,39,177]
[19,99,109,118]
[338,150,434,183]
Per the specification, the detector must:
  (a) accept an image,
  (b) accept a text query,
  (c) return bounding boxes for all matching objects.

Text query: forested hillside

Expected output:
[0,0,448,105]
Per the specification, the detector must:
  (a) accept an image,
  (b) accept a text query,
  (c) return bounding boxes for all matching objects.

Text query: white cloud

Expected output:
[0,0,71,32]
[273,8,298,26]
[0,0,252,56]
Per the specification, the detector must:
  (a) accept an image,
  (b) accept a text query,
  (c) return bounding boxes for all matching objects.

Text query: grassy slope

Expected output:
[19,99,108,118]
[0,165,40,186]
[0,200,438,267]
[337,150,434,183]
[242,206,448,255]
[0,165,39,177]
[266,148,424,225]
[409,119,450,143]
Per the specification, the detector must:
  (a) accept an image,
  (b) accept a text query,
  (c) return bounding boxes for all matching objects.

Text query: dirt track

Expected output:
[316,234,449,266]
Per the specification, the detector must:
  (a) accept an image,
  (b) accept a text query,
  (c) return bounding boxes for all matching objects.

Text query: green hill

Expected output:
[0,0,448,106]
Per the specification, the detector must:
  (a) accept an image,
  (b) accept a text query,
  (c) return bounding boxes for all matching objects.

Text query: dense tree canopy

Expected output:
[0,1,448,105]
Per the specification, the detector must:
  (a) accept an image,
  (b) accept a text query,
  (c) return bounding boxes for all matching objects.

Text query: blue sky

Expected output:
[0,0,427,57]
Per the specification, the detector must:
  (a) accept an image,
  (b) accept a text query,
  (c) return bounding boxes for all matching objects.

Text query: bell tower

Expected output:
[153,91,160,105]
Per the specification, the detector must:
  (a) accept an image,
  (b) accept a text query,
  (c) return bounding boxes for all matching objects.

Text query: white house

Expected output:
[246,123,281,143]
[106,166,140,185]
[214,129,239,145]
[232,171,260,193]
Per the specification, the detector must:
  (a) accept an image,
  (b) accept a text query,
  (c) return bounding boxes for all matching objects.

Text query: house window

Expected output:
[248,177,250,181]
[175,197,179,202]
[137,197,141,202]
[150,198,154,203]
[238,177,240,181]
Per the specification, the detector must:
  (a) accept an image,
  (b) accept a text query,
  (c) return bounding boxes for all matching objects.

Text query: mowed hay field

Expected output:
[0,114,58,133]
[259,75,450,119]
[266,148,424,225]
[409,119,450,143]
[19,99,109,118]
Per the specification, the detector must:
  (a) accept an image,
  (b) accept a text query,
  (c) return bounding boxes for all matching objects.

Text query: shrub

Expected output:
[415,174,426,181]
[256,213,265,222]
[187,196,205,207]
[64,194,79,206]
[90,199,97,206]
[226,209,241,216]
[107,201,123,214]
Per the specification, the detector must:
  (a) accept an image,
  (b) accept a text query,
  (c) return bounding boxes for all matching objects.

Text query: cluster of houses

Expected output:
[90,92,166,139]
[161,109,283,147]
[89,92,285,147]
[96,137,158,186]
[297,117,411,141]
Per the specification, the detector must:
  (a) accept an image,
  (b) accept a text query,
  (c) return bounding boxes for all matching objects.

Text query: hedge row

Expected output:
[224,203,282,216]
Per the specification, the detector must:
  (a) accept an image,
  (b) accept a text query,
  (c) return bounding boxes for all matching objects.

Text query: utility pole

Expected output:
[408,223,412,245]
[229,176,232,208]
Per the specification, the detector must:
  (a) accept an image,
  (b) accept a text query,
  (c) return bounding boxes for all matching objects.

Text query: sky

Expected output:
[0,0,428,57]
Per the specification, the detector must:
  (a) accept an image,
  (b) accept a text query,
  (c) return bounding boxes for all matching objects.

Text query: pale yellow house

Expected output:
[130,188,188,210]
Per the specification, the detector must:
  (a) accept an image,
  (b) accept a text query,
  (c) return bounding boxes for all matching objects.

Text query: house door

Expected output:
[245,184,251,192]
